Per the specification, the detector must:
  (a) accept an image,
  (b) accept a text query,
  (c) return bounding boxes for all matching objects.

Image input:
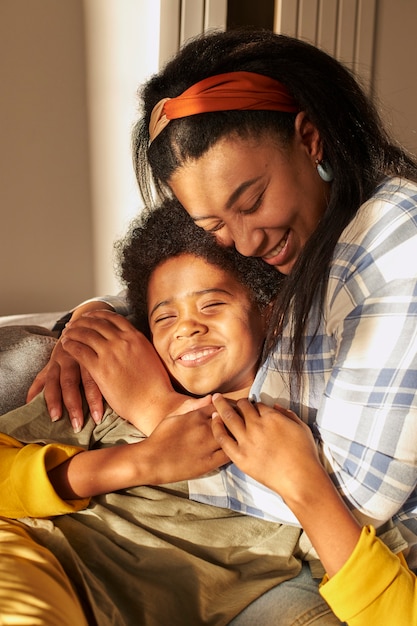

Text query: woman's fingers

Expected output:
[211,394,260,450]
[80,366,104,425]
[43,356,84,431]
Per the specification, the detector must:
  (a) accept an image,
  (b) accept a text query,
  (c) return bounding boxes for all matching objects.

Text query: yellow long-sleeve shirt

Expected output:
[320,524,417,625]
[0,432,89,518]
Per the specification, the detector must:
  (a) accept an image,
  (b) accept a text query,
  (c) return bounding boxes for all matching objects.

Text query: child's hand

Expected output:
[143,403,229,484]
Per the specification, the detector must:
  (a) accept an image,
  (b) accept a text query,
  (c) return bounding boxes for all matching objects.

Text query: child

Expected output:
[1,199,310,626]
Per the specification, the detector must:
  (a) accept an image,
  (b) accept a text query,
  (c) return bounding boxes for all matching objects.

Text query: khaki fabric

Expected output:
[0,394,303,625]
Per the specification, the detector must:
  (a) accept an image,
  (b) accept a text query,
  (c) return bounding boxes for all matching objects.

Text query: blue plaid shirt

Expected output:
[189,177,417,562]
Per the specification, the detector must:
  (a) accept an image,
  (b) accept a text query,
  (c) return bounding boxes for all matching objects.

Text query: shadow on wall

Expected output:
[227,0,274,30]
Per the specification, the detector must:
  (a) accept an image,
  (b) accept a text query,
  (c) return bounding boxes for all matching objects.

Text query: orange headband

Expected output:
[148,71,298,143]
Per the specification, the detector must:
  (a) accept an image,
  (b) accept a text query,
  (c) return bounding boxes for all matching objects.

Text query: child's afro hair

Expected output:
[116,198,282,334]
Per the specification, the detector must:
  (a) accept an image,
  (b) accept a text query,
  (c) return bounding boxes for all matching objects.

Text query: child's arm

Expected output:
[49,403,228,499]
[1,402,228,517]
[0,432,90,518]
[60,310,206,435]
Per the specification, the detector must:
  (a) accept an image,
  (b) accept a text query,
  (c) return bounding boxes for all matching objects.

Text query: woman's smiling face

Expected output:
[147,253,266,398]
[169,115,329,275]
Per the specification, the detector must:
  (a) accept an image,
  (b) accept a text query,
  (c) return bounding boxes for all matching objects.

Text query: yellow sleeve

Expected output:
[320,525,417,626]
[0,432,90,518]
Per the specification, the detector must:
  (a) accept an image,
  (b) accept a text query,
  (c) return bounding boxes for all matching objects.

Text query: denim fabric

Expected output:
[230,564,345,626]
[0,325,57,415]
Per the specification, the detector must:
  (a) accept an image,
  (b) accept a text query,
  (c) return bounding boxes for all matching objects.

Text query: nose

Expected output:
[217,220,264,256]
[175,318,207,339]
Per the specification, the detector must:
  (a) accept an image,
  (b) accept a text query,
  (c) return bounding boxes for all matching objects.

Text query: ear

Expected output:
[294,111,323,162]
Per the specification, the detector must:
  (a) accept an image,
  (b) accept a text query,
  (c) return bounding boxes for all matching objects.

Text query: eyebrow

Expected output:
[149,288,233,318]
[192,176,262,223]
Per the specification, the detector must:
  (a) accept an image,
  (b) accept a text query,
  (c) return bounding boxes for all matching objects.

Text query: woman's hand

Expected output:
[26,303,113,432]
[211,394,362,576]
[211,394,321,501]
[60,310,182,435]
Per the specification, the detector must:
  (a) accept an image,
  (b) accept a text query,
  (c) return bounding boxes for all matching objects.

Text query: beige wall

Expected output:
[1,0,93,315]
[0,0,161,316]
[1,0,416,316]
[373,0,417,155]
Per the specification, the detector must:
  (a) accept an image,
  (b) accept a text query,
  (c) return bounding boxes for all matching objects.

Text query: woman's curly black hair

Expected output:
[116,198,282,337]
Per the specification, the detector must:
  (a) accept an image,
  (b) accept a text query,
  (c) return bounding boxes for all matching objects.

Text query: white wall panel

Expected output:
[159,0,181,68]
[298,0,319,42]
[204,0,227,31]
[316,0,338,56]
[274,0,298,35]
[354,0,377,89]
[83,0,161,296]
[180,0,205,43]
[274,0,378,92]
[160,0,226,68]
[336,0,357,66]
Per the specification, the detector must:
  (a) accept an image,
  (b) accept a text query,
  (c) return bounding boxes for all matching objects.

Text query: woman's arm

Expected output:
[59,310,189,435]
[315,195,417,524]
[320,525,417,626]
[211,395,417,626]
[29,306,210,437]
[211,395,361,575]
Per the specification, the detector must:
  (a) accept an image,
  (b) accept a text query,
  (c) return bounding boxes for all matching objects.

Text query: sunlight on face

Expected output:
[147,254,266,398]
[169,122,328,275]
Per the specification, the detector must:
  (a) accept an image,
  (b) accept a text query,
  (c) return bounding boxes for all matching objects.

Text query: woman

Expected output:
[130,29,417,625]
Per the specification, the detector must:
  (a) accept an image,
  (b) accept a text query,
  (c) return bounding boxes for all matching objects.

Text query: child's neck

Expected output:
[223,385,253,402]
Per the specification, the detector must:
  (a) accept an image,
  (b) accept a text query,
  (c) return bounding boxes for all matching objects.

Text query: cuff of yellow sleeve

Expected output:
[9,441,90,518]
[319,525,406,622]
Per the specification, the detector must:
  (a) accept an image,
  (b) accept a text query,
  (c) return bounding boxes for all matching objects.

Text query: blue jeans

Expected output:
[229,564,345,626]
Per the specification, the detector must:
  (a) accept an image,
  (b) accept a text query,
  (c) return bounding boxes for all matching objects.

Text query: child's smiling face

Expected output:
[147,253,266,399]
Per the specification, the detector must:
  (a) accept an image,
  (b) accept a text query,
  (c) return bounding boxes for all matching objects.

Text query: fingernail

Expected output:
[92,411,102,424]
[50,409,60,423]
[72,419,82,434]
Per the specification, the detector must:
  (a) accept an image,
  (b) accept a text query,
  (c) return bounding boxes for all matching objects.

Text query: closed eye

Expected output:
[240,189,265,216]
[203,221,225,233]
[153,313,177,325]
[201,301,227,311]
